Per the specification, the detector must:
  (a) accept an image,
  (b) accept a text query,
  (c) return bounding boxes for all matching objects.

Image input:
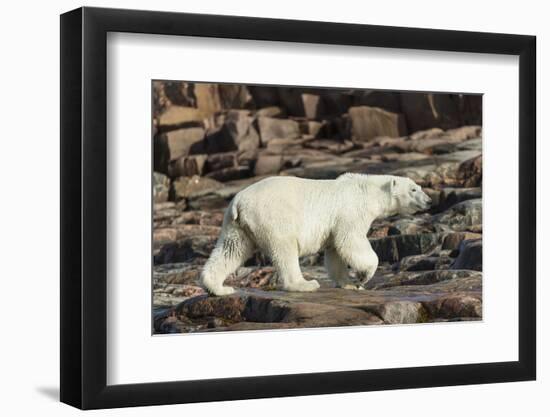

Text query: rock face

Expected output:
[151,81,483,334]
[349,106,407,142]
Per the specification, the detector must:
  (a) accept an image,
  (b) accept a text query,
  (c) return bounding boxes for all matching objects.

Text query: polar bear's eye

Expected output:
[411,188,416,193]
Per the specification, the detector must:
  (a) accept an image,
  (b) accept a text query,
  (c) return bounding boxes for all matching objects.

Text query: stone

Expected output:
[434,199,482,232]
[256,106,285,118]
[438,187,482,211]
[154,236,217,265]
[458,155,482,187]
[301,93,325,119]
[205,166,251,182]
[164,127,206,161]
[171,210,225,226]
[370,233,443,262]
[367,301,427,324]
[158,106,205,130]
[204,110,260,154]
[258,116,301,144]
[167,154,207,178]
[153,172,170,203]
[348,106,407,142]
[423,295,482,319]
[254,154,284,176]
[172,175,224,201]
[452,239,482,271]
[400,93,462,133]
[204,152,238,173]
[352,90,402,113]
[442,232,483,250]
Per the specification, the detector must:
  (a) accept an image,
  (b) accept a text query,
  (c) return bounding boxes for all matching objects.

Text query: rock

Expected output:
[367,301,427,324]
[254,154,284,176]
[153,172,170,203]
[278,88,305,116]
[400,93,462,133]
[161,81,197,107]
[172,210,225,226]
[172,175,224,201]
[258,116,301,144]
[452,239,482,271]
[441,232,482,250]
[423,295,482,319]
[349,106,407,142]
[396,255,439,271]
[164,127,206,161]
[158,106,205,131]
[256,106,285,118]
[438,187,482,211]
[434,199,482,232]
[353,90,402,113]
[301,93,325,119]
[154,236,217,265]
[248,86,280,108]
[370,233,443,262]
[205,166,251,182]
[168,154,207,178]
[409,128,445,141]
[458,155,482,187]
[204,110,260,154]
[304,139,355,154]
[203,152,238,173]
[177,295,247,322]
[153,134,170,174]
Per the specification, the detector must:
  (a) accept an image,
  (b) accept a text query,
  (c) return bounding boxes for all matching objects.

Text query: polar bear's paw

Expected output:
[285,279,320,292]
[342,284,365,291]
[209,286,236,296]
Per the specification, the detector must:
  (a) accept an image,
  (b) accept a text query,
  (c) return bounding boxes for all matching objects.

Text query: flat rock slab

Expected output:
[154,270,481,334]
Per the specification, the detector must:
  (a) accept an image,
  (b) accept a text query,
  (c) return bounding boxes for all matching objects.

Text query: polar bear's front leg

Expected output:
[324,247,354,289]
[334,232,379,286]
[271,244,320,292]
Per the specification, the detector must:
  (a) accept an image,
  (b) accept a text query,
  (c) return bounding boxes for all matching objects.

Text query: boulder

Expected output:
[153,172,170,203]
[172,175,224,201]
[154,235,217,265]
[352,90,402,113]
[452,239,482,271]
[164,127,206,161]
[434,199,482,232]
[458,155,482,187]
[256,106,285,118]
[205,166,251,182]
[370,233,442,262]
[168,154,207,178]
[258,116,301,144]
[348,106,407,142]
[366,301,427,324]
[400,93,462,133]
[158,106,205,131]
[442,232,482,251]
[301,93,325,119]
[438,187,482,211]
[204,110,260,153]
[254,154,284,176]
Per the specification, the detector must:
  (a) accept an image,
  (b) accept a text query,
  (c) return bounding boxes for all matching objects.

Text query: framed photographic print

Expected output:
[60,6,536,409]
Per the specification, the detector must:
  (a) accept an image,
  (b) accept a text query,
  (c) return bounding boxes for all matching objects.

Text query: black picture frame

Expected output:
[60,6,536,410]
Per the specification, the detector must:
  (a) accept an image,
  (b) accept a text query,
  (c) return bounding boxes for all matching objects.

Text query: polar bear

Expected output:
[201,173,432,296]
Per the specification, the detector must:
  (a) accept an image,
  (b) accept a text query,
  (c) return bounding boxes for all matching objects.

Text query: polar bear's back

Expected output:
[229,176,340,253]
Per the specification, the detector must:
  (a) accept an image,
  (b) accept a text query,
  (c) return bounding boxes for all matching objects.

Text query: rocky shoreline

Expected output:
[152,83,482,334]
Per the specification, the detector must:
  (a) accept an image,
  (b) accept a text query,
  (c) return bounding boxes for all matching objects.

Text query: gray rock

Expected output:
[172,175,224,201]
[452,239,482,271]
[153,172,170,203]
[204,110,260,154]
[349,106,407,142]
[258,116,301,144]
[434,199,482,232]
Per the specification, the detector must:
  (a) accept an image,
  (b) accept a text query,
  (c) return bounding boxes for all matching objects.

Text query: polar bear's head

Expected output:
[388,176,432,215]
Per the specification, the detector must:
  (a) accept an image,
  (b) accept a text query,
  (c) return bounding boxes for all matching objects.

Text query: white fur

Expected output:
[201,174,432,296]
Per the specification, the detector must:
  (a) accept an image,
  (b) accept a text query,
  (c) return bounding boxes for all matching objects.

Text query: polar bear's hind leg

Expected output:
[271,243,320,292]
[201,224,255,296]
